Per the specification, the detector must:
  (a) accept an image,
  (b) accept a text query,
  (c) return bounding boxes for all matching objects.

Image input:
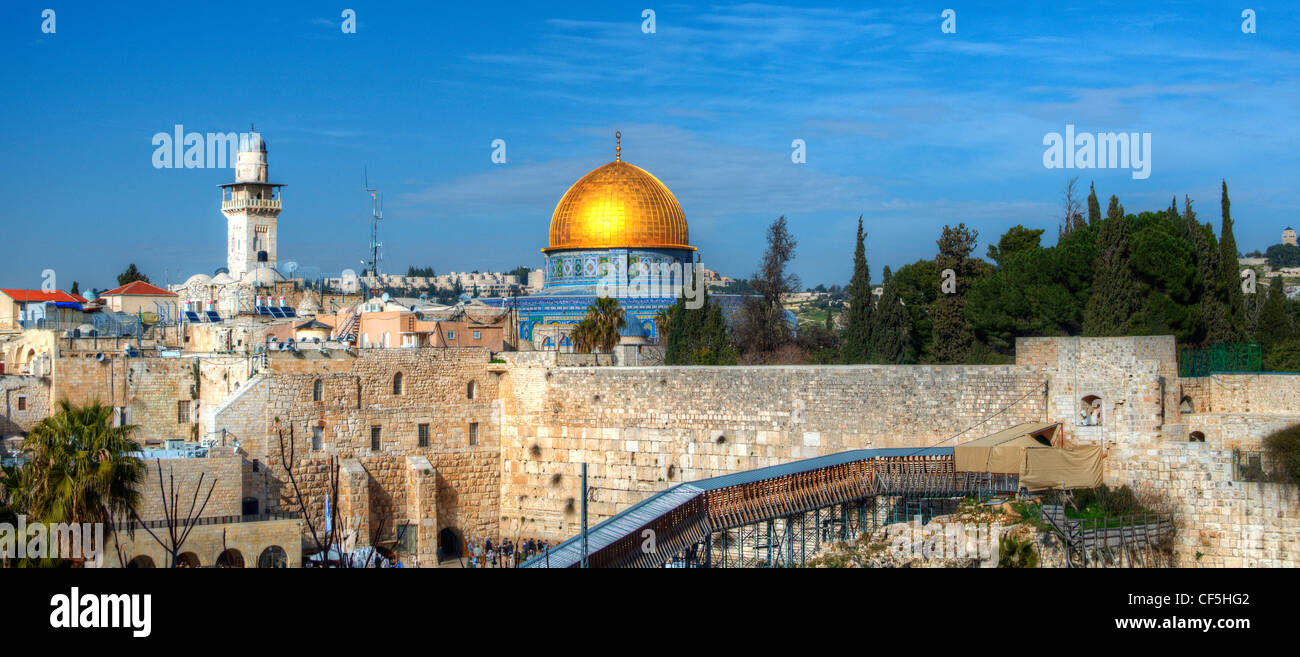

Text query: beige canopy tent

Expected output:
[954,421,1101,490]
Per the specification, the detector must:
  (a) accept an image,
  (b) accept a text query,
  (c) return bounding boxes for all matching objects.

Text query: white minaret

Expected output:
[219,130,284,280]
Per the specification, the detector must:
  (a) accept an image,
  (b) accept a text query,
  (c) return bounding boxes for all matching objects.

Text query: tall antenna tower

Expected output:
[362,169,383,278]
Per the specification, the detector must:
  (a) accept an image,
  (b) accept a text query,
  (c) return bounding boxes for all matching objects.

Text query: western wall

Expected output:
[4,333,1297,567]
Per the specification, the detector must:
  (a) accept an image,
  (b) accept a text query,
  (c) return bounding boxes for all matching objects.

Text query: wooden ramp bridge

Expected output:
[520,447,1020,569]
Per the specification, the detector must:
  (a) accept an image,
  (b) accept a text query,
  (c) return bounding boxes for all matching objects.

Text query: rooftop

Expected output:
[0,289,88,304]
[99,280,178,297]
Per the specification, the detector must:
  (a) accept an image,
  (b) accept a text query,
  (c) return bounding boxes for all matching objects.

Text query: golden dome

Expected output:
[546,159,693,252]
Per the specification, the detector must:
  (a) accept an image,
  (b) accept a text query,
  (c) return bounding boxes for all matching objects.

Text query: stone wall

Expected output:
[53,355,196,446]
[130,454,243,522]
[103,518,303,568]
[0,374,51,434]
[1107,441,1300,567]
[499,364,1048,542]
[212,347,501,558]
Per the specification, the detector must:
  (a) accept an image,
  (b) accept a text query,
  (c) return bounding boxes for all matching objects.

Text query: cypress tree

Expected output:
[841,216,873,363]
[1087,182,1101,226]
[1218,181,1245,341]
[1184,196,1227,344]
[930,223,979,362]
[1082,196,1140,336]
[867,266,915,363]
[1256,275,1294,350]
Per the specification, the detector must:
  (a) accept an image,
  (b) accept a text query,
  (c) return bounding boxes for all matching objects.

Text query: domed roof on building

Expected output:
[249,267,284,286]
[245,131,266,152]
[184,273,211,287]
[210,272,235,285]
[546,136,692,253]
[296,293,322,316]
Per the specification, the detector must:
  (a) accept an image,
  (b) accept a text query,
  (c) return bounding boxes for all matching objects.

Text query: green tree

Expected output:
[985,225,1044,268]
[1126,210,1199,342]
[1087,181,1101,226]
[866,266,915,363]
[116,264,149,287]
[1264,243,1300,268]
[968,225,1096,353]
[1218,181,1245,341]
[572,296,625,353]
[1182,197,1228,344]
[893,259,941,360]
[734,216,799,356]
[663,288,736,365]
[930,223,981,363]
[69,281,80,296]
[3,401,144,566]
[841,216,873,363]
[1255,275,1295,351]
[1082,196,1140,336]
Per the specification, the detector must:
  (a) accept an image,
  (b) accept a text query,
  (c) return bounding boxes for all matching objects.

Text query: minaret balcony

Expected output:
[222,198,282,211]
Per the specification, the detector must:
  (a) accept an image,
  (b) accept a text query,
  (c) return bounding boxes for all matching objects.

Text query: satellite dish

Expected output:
[282,261,299,276]
[381,292,390,303]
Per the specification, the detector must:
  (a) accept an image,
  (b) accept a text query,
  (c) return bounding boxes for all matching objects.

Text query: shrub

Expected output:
[1263,424,1300,487]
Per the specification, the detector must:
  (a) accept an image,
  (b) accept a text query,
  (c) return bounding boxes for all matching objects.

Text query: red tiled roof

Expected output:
[98,280,177,297]
[0,289,89,304]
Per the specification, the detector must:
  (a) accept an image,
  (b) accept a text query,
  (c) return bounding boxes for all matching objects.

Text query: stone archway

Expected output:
[215,549,245,568]
[126,555,156,568]
[439,527,462,559]
[257,545,287,568]
[176,552,201,568]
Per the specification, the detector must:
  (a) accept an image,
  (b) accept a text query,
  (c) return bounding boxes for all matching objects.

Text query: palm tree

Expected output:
[10,401,144,556]
[653,306,675,345]
[572,297,625,353]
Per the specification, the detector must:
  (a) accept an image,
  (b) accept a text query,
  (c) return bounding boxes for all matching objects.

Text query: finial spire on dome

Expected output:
[615,131,621,162]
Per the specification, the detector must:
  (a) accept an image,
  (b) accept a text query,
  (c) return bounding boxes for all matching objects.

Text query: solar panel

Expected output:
[205,311,221,322]
[280,307,297,318]
[184,311,202,323]
[257,306,271,316]
[268,307,285,318]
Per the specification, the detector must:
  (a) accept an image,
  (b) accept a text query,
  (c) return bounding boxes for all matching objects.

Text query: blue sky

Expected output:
[3,1,1298,292]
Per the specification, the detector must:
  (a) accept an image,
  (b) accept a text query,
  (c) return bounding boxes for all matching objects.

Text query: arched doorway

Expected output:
[126,555,156,568]
[216,549,245,568]
[439,527,462,559]
[175,552,201,568]
[257,545,288,568]
[1189,431,1206,443]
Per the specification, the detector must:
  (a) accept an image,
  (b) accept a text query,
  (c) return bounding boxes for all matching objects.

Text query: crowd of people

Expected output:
[463,537,553,568]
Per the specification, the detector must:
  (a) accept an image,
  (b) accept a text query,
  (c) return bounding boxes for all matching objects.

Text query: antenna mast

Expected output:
[363,169,383,278]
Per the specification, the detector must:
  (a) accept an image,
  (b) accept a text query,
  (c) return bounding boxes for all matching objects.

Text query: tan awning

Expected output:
[954,422,1060,473]
[953,421,1099,490]
[1019,446,1103,490]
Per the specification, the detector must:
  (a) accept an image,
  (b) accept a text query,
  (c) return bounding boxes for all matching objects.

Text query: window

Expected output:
[177,400,190,424]
[467,380,477,400]
[371,426,381,451]
[473,330,481,340]
[392,372,404,395]
[312,425,323,451]
[418,423,429,448]
[468,422,479,446]
[447,330,456,340]
[313,379,322,402]
[16,396,25,411]
[1079,395,1102,426]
